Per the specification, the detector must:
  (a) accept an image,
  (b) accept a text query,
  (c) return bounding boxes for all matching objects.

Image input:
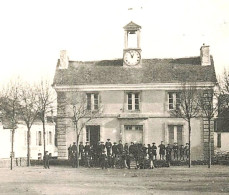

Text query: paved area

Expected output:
[0,165,229,194]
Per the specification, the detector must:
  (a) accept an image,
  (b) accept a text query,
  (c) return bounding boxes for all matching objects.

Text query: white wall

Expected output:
[0,122,57,159]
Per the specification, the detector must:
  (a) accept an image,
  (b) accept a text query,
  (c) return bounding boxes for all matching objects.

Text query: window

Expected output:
[168,92,181,110]
[36,131,42,146]
[86,93,99,110]
[217,133,221,148]
[127,92,140,111]
[48,131,52,145]
[168,125,183,145]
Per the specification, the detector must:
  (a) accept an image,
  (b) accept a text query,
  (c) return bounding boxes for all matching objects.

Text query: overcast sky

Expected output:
[0,0,228,83]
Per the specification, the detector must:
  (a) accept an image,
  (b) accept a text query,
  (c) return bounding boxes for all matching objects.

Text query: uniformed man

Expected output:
[100,150,108,169]
[117,140,123,155]
[105,139,112,156]
[179,144,185,161]
[165,144,172,166]
[129,142,134,156]
[68,144,72,160]
[112,142,118,157]
[71,142,77,154]
[184,143,189,160]
[173,142,178,160]
[79,141,84,159]
[71,142,78,167]
[152,142,157,160]
[124,143,129,154]
[84,142,91,155]
[158,141,165,160]
[43,151,50,169]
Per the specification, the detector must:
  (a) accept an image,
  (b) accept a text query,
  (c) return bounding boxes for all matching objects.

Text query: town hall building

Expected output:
[53,22,217,160]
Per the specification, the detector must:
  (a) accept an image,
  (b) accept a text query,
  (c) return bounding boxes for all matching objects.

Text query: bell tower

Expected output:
[123,21,142,67]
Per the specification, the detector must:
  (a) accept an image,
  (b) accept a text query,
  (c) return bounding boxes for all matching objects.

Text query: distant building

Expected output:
[0,118,57,159]
[214,94,229,152]
[53,21,217,160]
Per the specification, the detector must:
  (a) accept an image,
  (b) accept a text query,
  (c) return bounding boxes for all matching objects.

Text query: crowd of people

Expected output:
[68,139,190,169]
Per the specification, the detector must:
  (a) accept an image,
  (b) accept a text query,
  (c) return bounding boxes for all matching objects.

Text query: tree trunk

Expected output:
[10,129,15,170]
[42,118,46,159]
[27,128,31,166]
[188,119,191,168]
[76,134,79,168]
[208,118,211,168]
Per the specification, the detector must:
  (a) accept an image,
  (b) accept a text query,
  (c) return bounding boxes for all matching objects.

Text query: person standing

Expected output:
[112,142,118,157]
[165,144,172,166]
[180,144,185,161]
[152,143,157,160]
[124,143,129,154]
[68,144,72,160]
[117,140,123,155]
[71,142,78,168]
[158,141,165,160]
[100,150,108,169]
[84,142,91,155]
[173,142,178,160]
[79,142,84,159]
[43,151,50,169]
[105,139,112,156]
[184,143,189,160]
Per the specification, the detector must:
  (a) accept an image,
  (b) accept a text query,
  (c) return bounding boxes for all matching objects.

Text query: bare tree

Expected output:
[36,79,56,159]
[19,82,40,166]
[71,93,102,168]
[197,89,218,168]
[0,79,21,170]
[171,83,199,168]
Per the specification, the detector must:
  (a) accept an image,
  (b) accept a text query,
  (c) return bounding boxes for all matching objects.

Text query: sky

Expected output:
[0,0,229,83]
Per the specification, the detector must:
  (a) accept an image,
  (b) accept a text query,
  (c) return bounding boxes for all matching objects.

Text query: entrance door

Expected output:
[86,125,100,147]
[124,125,143,144]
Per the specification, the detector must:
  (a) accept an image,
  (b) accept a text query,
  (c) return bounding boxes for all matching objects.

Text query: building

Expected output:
[0,118,57,159]
[214,94,229,152]
[53,21,217,160]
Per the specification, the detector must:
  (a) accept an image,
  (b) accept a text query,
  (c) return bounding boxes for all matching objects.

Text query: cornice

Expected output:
[53,82,215,92]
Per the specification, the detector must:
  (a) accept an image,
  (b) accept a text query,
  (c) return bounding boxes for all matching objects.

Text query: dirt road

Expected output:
[0,165,229,194]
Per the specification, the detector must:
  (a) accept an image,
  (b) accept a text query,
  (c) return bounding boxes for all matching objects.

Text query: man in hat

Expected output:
[68,144,72,160]
[179,144,185,161]
[158,141,165,160]
[105,139,112,156]
[43,151,50,169]
[184,143,189,160]
[165,144,172,166]
[100,150,108,169]
[152,143,157,160]
[112,142,118,157]
[117,140,123,155]
[84,142,91,155]
[129,142,134,156]
[173,142,178,160]
[79,141,84,159]
[71,142,78,167]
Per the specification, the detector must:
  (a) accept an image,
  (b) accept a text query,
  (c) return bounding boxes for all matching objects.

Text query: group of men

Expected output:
[68,139,190,169]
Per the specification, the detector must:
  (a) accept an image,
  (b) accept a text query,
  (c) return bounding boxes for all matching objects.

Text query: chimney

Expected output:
[200,44,211,66]
[59,50,69,69]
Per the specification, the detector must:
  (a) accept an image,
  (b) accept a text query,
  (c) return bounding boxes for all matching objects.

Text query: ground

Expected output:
[0,165,229,195]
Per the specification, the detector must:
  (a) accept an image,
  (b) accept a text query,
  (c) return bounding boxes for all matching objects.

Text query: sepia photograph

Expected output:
[0,0,229,194]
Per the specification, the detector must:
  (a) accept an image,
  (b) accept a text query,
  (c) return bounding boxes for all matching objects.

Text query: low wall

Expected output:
[0,158,27,168]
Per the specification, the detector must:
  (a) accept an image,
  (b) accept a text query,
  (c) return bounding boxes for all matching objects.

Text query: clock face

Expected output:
[124,50,141,66]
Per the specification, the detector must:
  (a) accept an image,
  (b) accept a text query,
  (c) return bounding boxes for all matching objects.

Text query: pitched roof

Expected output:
[123,21,141,30]
[53,57,217,86]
